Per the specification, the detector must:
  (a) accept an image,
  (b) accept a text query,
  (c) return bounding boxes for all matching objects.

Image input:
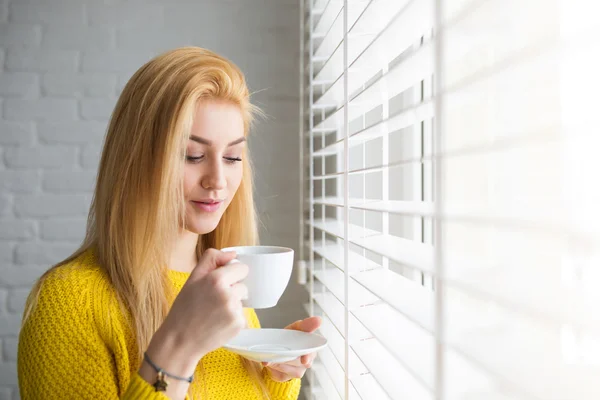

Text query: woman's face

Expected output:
[183,100,245,234]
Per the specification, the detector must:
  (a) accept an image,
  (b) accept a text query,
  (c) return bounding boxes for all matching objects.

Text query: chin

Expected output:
[186,218,221,235]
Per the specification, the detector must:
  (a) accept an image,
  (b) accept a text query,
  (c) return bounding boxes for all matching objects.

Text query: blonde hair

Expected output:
[23,47,268,398]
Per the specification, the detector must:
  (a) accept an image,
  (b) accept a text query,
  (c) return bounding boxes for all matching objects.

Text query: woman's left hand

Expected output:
[263,316,322,382]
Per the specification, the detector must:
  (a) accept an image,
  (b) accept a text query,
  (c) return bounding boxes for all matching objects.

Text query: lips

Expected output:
[191,199,223,213]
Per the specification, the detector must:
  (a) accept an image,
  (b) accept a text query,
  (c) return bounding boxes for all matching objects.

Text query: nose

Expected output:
[200,157,227,191]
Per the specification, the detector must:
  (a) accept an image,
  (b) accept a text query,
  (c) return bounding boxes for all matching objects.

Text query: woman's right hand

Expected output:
[162,248,249,357]
[139,249,248,397]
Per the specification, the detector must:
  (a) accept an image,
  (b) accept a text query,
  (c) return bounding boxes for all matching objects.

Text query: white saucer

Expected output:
[224,328,328,363]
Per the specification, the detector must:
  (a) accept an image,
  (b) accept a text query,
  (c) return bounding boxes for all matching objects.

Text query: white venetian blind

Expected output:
[298,1,600,399]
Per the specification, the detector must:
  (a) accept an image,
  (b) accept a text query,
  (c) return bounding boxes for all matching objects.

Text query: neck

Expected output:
[169,229,200,273]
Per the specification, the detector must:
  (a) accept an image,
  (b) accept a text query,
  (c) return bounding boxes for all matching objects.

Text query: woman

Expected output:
[17,47,320,400]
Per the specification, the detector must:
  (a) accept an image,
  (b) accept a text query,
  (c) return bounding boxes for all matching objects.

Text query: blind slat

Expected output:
[319,346,361,399]
[313,292,371,342]
[312,0,330,12]
[312,197,435,216]
[353,303,435,390]
[315,0,433,84]
[311,362,343,400]
[310,222,435,272]
[312,101,434,153]
[444,252,600,331]
[314,240,380,274]
[353,269,435,332]
[314,268,379,308]
[352,234,434,274]
[353,339,433,400]
[443,286,600,400]
[314,40,434,110]
[352,374,392,400]
[313,1,369,58]
[313,0,341,38]
[311,218,380,240]
[319,314,369,377]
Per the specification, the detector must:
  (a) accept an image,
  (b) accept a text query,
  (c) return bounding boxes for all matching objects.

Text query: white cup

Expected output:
[221,245,294,309]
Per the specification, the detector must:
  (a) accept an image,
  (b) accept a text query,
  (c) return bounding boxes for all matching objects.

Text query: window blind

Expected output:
[299,0,600,399]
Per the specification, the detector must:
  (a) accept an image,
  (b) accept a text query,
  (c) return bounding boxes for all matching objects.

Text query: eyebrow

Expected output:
[189,135,246,147]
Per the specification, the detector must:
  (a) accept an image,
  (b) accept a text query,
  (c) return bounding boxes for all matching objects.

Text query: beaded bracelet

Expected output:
[143,352,194,392]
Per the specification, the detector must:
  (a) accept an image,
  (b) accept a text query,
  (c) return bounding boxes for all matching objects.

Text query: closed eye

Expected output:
[224,157,242,164]
[186,155,204,163]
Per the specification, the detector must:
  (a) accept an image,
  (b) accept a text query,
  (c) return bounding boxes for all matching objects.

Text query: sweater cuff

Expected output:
[123,373,173,400]
[263,369,302,399]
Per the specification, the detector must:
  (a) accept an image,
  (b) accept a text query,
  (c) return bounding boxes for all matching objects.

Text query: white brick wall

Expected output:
[0,0,303,397]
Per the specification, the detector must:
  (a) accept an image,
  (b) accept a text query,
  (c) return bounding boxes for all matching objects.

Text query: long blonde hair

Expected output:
[23,47,268,398]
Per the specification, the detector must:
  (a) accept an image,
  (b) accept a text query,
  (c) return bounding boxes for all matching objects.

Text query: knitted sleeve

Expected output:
[17,267,169,400]
[244,309,302,400]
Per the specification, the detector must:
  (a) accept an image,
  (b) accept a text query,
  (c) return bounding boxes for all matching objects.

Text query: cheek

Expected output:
[229,166,243,194]
[183,165,198,198]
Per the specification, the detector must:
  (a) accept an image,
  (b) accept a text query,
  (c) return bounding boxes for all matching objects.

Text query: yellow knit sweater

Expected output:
[17,251,301,399]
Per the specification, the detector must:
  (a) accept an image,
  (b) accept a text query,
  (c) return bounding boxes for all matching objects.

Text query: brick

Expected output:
[116,74,131,94]
[6,48,78,72]
[0,315,20,336]
[37,121,107,144]
[82,50,153,73]
[117,27,191,52]
[0,195,10,217]
[9,1,84,24]
[0,220,36,240]
[42,73,116,97]
[8,290,28,315]
[88,2,163,28]
[166,2,297,35]
[0,264,48,287]
[14,194,90,218]
[0,362,16,385]
[0,289,6,313]
[41,218,86,241]
[0,23,40,47]
[80,98,116,120]
[4,146,77,169]
[0,0,7,23]
[3,336,18,361]
[80,145,101,169]
[43,25,114,51]
[43,171,96,193]
[0,123,35,146]
[0,242,14,263]
[15,242,76,265]
[0,171,40,193]
[0,73,38,97]
[4,98,77,121]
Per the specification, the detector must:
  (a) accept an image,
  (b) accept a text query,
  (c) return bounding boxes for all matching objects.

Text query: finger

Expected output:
[211,262,249,286]
[285,316,322,333]
[193,249,237,279]
[230,282,248,301]
[265,357,303,368]
[267,363,307,380]
[300,353,317,365]
[264,368,290,383]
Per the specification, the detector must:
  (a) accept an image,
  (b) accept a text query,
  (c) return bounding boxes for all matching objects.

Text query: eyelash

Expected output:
[185,155,242,164]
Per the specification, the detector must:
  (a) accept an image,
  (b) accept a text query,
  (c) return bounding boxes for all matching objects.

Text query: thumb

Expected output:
[285,316,322,333]
[192,248,237,279]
